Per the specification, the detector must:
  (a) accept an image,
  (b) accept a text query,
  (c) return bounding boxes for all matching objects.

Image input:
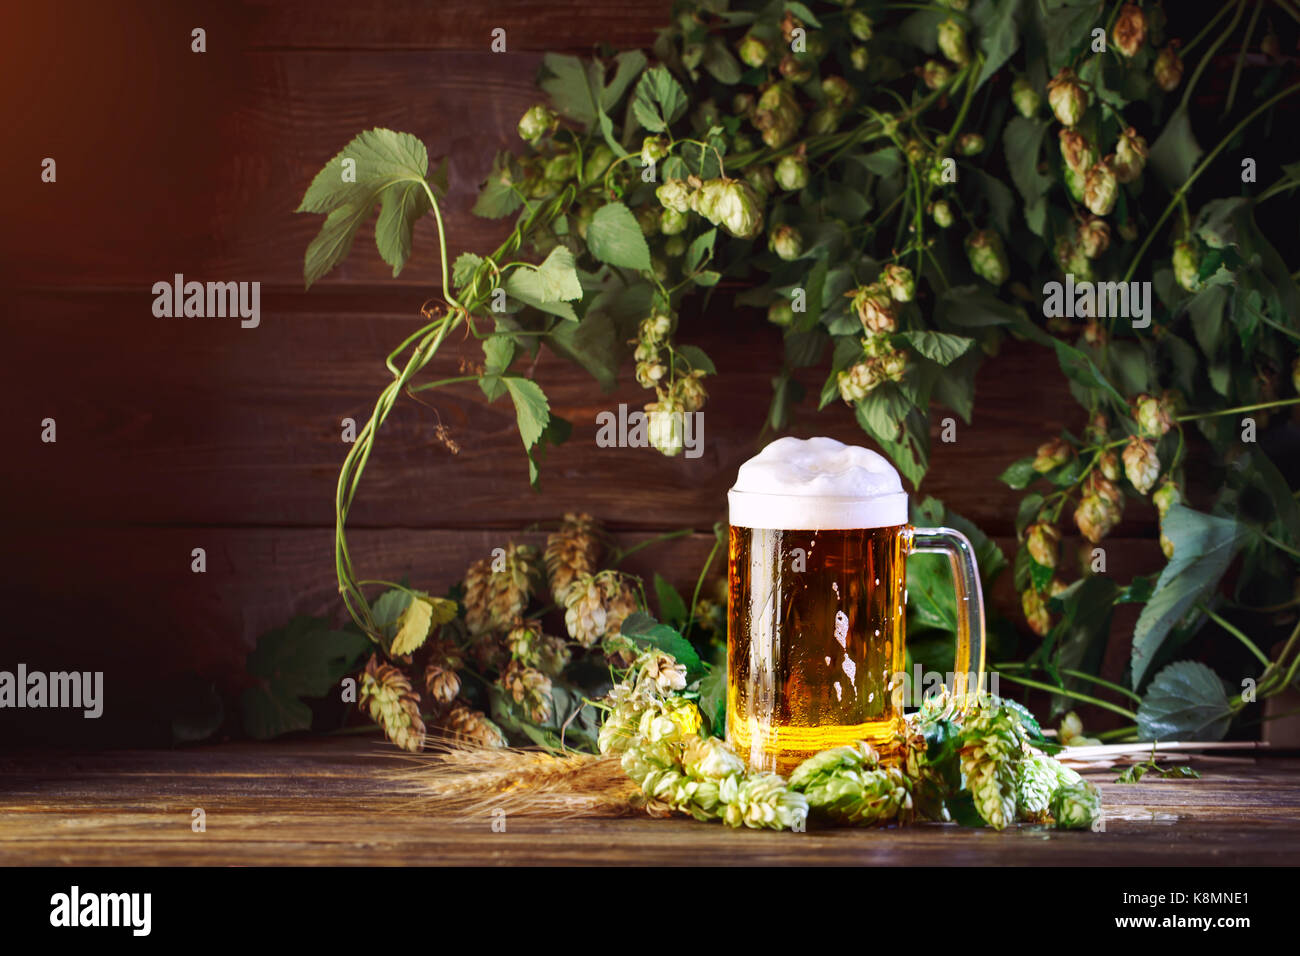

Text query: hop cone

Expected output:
[682,734,746,781]
[1051,780,1102,830]
[719,773,809,831]
[422,637,463,706]
[789,742,881,792]
[958,708,1023,830]
[445,702,506,749]
[644,770,724,822]
[359,656,426,753]
[563,570,637,648]
[621,735,681,787]
[463,543,541,636]
[1123,437,1160,494]
[544,513,604,605]
[800,765,913,826]
[1017,753,1058,818]
[423,662,461,706]
[499,659,554,724]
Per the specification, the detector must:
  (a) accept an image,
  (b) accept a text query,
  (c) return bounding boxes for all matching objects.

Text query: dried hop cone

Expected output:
[1154,44,1184,92]
[463,543,541,636]
[1077,216,1111,258]
[1083,160,1118,217]
[1099,449,1121,482]
[1075,492,1122,544]
[637,651,688,695]
[1021,587,1051,637]
[850,282,897,333]
[1132,393,1173,439]
[544,512,603,606]
[563,570,638,648]
[1051,780,1102,830]
[1113,127,1148,183]
[719,772,810,831]
[445,702,507,749]
[1033,437,1073,473]
[1047,68,1087,127]
[1123,436,1161,494]
[1026,521,1061,569]
[359,655,426,753]
[500,659,554,724]
[1111,3,1147,58]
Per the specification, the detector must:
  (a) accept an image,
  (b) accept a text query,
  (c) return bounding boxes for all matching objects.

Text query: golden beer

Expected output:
[727,525,906,772]
[727,437,985,774]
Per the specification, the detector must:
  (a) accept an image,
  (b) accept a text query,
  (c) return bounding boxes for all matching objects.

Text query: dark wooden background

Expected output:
[0,0,1177,746]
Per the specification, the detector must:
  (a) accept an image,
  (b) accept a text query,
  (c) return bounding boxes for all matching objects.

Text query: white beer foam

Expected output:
[728,436,908,530]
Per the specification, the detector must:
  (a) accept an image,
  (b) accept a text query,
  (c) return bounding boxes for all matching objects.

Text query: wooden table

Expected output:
[3,738,1297,866]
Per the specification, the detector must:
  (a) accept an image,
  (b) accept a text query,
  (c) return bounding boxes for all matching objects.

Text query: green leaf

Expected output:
[504,377,550,451]
[586,202,653,271]
[1002,116,1053,235]
[452,252,484,293]
[479,335,515,401]
[632,65,688,133]
[698,666,727,738]
[297,128,436,287]
[1136,661,1233,742]
[471,151,523,219]
[653,574,688,629]
[529,246,584,302]
[674,344,716,375]
[1148,105,1204,193]
[899,331,975,365]
[974,0,1024,90]
[242,616,370,739]
[999,457,1038,489]
[504,248,583,320]
[620,611,705,676]
[1132,506,1243,688]
[685,228,717,273]
[856,147,903,177]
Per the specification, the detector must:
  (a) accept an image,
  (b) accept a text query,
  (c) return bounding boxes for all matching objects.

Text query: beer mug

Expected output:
[726,436,985,773]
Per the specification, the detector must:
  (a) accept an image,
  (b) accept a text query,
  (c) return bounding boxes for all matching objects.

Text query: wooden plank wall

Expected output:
[0,0,1165,746]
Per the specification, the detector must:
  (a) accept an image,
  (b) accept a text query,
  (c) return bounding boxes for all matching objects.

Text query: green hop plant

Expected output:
[1011,75,1041,117]
[882,263,915,302]
[849,11,873,41]
[1017,753,1059,817]
[1123,436,1160,494]
[937,18,970,66]
[1113,126,1148,183]
[517,104,558,143]
[958,707,1024,829]
[957,132,985,156]
[1083,161,1119,216]
[656,178,693,213]
[753,82,802,149]
[1026,521,1061,569]
[1112,3,1148,59]
[767,300,795,327]
[1047,68,1087,126]
[930,199,955,228]
[692,177,764,239]
[768,224,804,260]
[1172,239,1202,291]
[640,135,669,167]
[774,153,809,191]
[1077,216,1111,258]
[719,772,809,831]
[1051,780,1102,829]
[966,229,1010,286]
[1154,44,1184,91]
[737,31,770,69]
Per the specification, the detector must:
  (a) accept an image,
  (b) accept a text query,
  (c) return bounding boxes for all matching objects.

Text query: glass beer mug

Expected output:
[726,436,985,774]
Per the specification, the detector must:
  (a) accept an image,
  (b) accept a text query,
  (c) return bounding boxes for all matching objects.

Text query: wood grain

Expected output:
[1,738,1296,865]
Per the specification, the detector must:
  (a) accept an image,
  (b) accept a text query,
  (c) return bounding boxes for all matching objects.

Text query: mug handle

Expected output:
[903,526,987,715]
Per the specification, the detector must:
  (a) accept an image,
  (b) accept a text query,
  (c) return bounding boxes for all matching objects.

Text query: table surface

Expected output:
[2,738,1297,866]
